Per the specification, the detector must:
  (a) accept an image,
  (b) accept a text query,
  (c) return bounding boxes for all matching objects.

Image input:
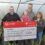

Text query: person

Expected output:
[26,3,35,45]
[21,11,31,22]
[33,12,44,45]
[21,3,35,45]
[1,6,21,45]
[26,3,35,20]
[2,6,20,22]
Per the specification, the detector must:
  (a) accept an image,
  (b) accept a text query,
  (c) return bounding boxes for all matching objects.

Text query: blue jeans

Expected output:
[37,31,43,42]
[34,31,43,45]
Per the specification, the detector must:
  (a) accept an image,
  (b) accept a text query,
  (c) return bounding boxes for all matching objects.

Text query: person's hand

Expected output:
[17,20,20,22]
[21,18,23,22]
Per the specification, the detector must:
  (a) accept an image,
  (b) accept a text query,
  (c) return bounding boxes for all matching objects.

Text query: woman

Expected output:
[33,12,44,45]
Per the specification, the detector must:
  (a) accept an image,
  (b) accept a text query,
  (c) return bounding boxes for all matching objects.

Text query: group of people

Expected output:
[0,3,45,45]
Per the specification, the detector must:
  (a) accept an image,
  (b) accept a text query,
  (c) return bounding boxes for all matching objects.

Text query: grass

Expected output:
[40,35,45,45]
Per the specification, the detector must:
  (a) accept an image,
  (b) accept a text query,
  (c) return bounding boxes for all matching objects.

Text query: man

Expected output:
[2,6,21,45]
[27,3,35,20]
[2,6,20,22]
[24,3,35,45]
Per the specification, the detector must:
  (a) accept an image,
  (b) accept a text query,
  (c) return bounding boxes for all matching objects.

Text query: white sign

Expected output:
[3,22,37,41]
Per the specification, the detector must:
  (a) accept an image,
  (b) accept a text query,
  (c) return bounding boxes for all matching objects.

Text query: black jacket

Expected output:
[2,13,21,22]
[1,13,21,27]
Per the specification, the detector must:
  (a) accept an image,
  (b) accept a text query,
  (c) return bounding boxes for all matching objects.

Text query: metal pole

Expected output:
[16,0,21,12]
[36,3,45,13]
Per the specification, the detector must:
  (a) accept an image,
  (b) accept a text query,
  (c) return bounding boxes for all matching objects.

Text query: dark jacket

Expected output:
[37,19,44,32]
[2,13,21,26]
[2,13,21,22]
[33,17,44,32]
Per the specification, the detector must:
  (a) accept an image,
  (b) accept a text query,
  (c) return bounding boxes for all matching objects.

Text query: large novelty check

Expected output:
[3,21,37,41]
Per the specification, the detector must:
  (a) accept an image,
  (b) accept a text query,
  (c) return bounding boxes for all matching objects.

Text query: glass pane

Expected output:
[0,0,45,4]
[39,5,45,18]
[21,0,45,4]
[21,0,33,3]
[0,0,20,3]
